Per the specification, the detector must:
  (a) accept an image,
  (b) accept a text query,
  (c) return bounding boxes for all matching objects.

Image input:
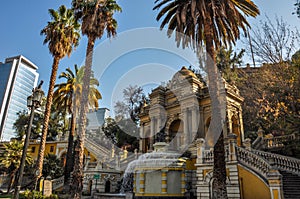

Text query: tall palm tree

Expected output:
[0,140,33,193]
[71,0,121,197]
[154,0,259,198]
[36,5,80,185]
[53,65,101,188]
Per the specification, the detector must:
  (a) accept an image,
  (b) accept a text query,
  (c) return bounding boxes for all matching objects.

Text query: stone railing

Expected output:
[202,149,214,164]
[236,147,271,180]
[52,176,64,191]
[252,149,300,174]
[263,133,298,149]
[252,132,299,150]
[85,138,110,158]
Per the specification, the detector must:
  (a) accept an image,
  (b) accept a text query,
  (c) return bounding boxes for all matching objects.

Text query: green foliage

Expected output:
[114,85,146,124]
[42,154,64,179]
[13,107,64,141]
[20,190,58,199]
[102,117,139,152]
[216,47,245,84]
[13,110,43,140]
[0,140,33,169]
[237,62,300,135]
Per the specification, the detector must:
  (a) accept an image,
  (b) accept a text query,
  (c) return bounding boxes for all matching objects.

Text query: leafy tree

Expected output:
[102,117,139,152]
[244,16,300,64]
[71,0,121,197]
[154,0,259,197]
[13,107,64,142]
[42,154,64,179]
[36,5,80,184]
[294,0,300,18]
[0,140,33,193]
[53,65,101,187]
[238,62,300,135]
[114,85,146,123]
[13,110,43,140]
[216,47,245,84]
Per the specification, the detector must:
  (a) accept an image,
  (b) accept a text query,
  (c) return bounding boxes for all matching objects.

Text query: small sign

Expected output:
[94,174,100,179]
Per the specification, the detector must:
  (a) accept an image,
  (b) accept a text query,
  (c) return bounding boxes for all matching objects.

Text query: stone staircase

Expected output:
[280,170,300,199]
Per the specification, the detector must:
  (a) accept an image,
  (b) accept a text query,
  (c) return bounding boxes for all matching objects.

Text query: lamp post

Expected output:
[14,81,44,199]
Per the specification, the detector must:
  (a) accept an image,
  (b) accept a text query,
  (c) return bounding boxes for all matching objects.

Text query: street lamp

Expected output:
[14,81,44,199]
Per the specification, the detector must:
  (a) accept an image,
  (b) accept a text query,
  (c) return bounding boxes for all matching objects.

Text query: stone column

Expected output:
[181,171,185,195]
[267,170,283,199]
[133,172,136,193]
[183,108,189,146]
[192,107,198,139]
[196,138,205,164]
[227,134,237,162]
[161,170,168,194]
[150,117,155,150]
[139,172,145,194]
[243,138,252,150]
[139,124,144,152]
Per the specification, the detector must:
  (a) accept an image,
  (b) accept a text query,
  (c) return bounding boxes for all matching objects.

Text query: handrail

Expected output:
[236,147,271,180]
[252,133,299,150]
[85,138,110,158]
[252,149,300,174]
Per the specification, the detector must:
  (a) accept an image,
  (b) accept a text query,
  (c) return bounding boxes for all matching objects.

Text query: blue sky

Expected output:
[0,0,299,112]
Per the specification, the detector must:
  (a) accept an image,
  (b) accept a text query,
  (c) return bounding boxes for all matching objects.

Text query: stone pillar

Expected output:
[227,134,237,162]
[133,172,136,193]
[139,172,145,194]
[228,114,233,135]
[183,108,189,146]
[267,170,283,199]
[157,115,161,133]
[161,170,167,194]
[115,155,120,170]
[150,117,155,150]
[257,127,264,137]
[243,138,252,150]
[139,124,144,152]
[196,138,205,164]
[192,107,198,139]
[181,171,185,194]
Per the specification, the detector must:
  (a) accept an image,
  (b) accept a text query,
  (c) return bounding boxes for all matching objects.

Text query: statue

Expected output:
[155,126,166,142]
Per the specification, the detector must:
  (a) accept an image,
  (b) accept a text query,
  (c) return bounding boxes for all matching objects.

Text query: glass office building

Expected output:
[0,55,39,141]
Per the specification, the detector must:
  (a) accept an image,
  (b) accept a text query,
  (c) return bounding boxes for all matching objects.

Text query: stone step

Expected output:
[280,170,300,199]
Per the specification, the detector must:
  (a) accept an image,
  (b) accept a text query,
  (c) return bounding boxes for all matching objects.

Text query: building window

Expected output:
[50,146,54,153]
[31,146,35,153]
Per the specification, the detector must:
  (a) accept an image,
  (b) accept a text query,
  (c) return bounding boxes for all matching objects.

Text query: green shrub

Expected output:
[20,190,58,199]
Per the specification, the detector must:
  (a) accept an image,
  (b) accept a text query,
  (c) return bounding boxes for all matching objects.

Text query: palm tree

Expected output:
[0,140,33,193]
[71,1,121,197]
[154,0,259,198]
[36,5,80,185]
[53,65,101,188]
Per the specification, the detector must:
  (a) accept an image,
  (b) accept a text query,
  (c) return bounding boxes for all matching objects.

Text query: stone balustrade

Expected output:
[252,132,299,150]
[52,176,64,191]
[236,147,272,180]
[252,149,300,174]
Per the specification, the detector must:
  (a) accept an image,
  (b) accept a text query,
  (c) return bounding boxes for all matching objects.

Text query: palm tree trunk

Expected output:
[71,37,94,198]
[63,109,76,188]
[7,169,17,194]
[203,18,228,199]
[34,56,60,187]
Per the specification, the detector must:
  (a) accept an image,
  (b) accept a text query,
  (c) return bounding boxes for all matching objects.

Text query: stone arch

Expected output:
[168,119,184,150]
[142,129,151,153]
[231,115,242,146]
